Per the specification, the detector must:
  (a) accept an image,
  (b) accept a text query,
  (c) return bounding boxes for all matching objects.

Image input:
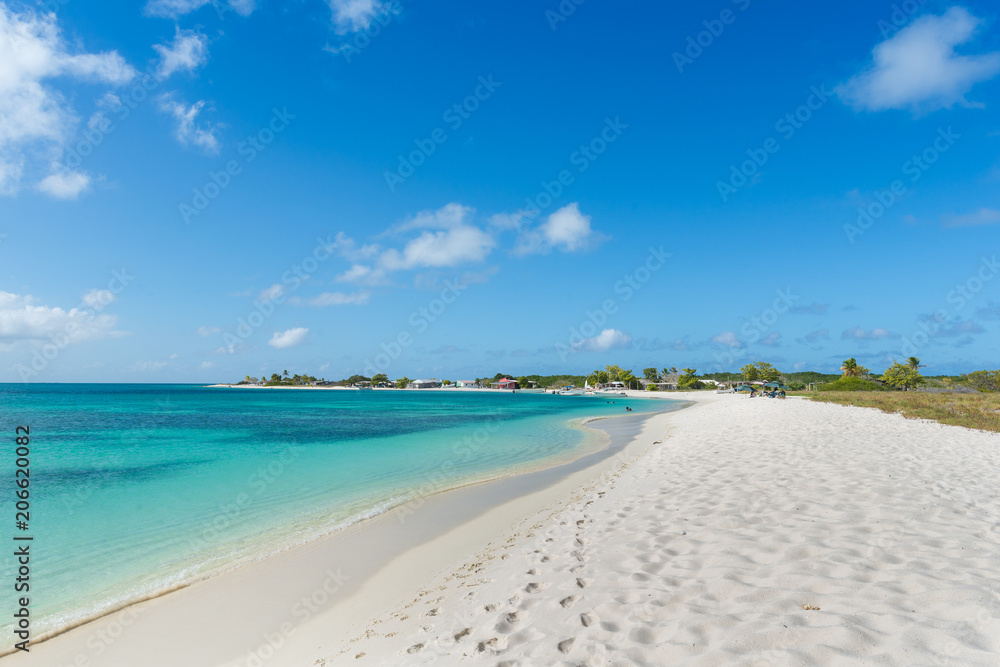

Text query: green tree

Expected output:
[269,373,281,383]
[587,370,609,386]
[604,364,623,382]
[907,357,924,371]
[882,362,925,391]
[679,368,703,389]
[643,367,660,381]
[283,370,289,379]
[840,358,871,378]
[753,361,781,383]
[740,363,759,382]
[371,373,388,385]
[963,370,1000,392]
[396,377,411,389]
[620,369,637,390]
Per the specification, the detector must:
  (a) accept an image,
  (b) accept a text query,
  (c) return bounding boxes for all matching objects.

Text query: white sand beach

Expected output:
[16,392,1000,666]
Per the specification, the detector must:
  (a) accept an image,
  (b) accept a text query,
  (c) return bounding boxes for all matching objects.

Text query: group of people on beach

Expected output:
[745,389,785,398]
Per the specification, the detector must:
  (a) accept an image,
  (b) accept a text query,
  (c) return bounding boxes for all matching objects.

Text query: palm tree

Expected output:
[840,358,860,377]
[244,375,251,384]
[906,357,924,371]
[282,369,289,379]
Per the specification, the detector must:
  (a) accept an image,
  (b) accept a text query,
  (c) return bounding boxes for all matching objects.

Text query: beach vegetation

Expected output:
[740,361,781,383]
[809,391,1000,433]
[839,358,868,377]
[396,376,411,389]
[643,368,660,381]
[678,368,705,390]
[881,362,925,391]
[817,377,889,392]
[962,370,1000,392]
[371,373,388,385]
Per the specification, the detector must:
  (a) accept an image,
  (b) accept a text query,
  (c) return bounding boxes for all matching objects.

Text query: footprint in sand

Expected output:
[525,582,550,593]
[560,595,581,608]
[580,612,597,627]
[576,577,593,588]
[405,643,423,654]
[557,637,576,653]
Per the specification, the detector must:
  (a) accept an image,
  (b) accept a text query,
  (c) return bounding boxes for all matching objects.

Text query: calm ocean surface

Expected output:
[0,384,670,642]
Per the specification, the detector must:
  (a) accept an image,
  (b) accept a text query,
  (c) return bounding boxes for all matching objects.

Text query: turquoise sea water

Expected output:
[0,384,669,643]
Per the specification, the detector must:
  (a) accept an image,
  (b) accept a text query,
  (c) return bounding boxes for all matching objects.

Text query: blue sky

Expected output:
[1,0,999,382]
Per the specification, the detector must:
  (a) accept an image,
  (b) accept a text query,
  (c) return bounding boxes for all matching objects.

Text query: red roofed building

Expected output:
[492,377,517,390]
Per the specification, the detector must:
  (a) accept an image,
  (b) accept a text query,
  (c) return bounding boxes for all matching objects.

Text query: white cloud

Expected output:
[541,203,593,252]
[269,327,308,349]
[144,0,256,18]
[942,207,1000,227]
[0,290,124,344]
[335,264,374,284]
[37,171,90,199]
[838,7,1000,112]
[0,5,135,196]
[841,326,898,340]
[513,203,603,255]
[82,289,115,308]
[199,361,216,370]
[307,291,370,306]
[327,0,394,34]
[711,331,744,349]
[258,284,286,302]
[325,232,380,262]
[389,203,473,234]
[573,328,632,352]
[157,96,221,153]
[379,224,495,270]
[197,326,221,336]
[154,27,209,79]
[759,331,782,347]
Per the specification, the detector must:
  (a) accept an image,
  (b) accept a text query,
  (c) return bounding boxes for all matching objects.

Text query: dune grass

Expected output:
[807,391,1000,433]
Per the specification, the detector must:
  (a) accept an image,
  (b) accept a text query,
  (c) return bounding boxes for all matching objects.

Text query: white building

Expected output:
[408,379,443,389]
[456,380,480,388]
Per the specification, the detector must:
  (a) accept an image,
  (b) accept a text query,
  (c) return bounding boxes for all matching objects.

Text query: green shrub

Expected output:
[646,384,659,391]
[818,377,890,392]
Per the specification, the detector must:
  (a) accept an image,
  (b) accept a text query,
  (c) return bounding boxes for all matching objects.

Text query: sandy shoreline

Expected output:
[9,394,681,666]
[12,391,1000,666]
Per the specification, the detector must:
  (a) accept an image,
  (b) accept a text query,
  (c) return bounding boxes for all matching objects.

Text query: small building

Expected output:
[491,378,517,390]
[456,380,480,388]
[638,376,679,391]
[408,379,442,389]
[355,380,372,388]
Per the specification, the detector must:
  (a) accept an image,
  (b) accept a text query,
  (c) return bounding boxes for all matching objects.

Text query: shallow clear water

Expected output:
[0,384,668,641]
